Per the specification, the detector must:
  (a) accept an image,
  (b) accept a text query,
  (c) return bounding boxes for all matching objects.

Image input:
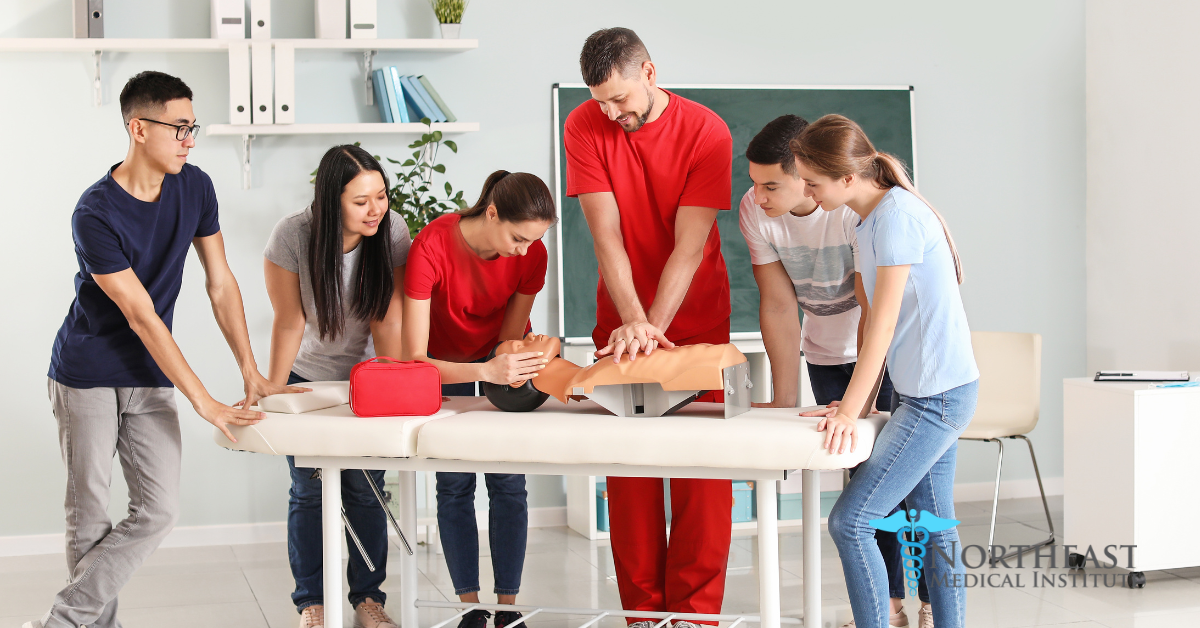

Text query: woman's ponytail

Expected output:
[792,115,963,284]
[458,170,557,225]
[871,153,963,284]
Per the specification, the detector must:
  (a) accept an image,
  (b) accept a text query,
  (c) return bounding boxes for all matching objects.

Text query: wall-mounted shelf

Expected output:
[207,122,479,189]
[0,38,476,108]
[2,36,478,188]
[0,38,477,53]
[206,122,479,136]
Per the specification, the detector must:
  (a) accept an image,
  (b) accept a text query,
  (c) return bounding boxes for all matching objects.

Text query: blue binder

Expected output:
[372,69,393,123]
[385,67,409,123]
[405,76,446,122]
[393,68,429,122]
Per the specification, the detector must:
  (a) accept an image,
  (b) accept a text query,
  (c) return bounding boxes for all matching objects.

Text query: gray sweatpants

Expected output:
[44,379,182,628]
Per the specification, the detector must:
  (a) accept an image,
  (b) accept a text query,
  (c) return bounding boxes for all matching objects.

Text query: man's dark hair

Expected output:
[746,114,810,176]
[579,27,651,87]
[119,71,193,126]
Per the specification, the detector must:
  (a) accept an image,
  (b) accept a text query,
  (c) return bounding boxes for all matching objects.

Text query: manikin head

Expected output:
[119,71,197,175]
[746,115,817,218]
[495,333,561,359]
[458,171,557,258]
[580,28,658,133]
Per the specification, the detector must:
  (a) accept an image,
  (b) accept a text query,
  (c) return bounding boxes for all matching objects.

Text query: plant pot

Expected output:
[439,23,461,39]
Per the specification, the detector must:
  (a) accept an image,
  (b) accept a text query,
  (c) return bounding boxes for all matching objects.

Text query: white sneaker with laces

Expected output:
[918,605,934,628]
[840,608,910,628]
[674,621,702,628]
[300,604,325,628]
[355,598,399,628]
[627,622,655,628]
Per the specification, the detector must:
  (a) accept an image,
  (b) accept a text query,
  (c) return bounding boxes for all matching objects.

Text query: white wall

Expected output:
[0,0,1085,538]
[1086,1,1200,372]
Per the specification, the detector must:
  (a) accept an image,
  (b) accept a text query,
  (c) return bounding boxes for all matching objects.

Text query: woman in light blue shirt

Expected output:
[792,115,979,628]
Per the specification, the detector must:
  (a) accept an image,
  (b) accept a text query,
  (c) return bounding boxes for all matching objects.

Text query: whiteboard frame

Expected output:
[552,83,918,345]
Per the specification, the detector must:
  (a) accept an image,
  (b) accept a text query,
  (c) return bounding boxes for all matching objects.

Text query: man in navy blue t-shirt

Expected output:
[31,72,304,628]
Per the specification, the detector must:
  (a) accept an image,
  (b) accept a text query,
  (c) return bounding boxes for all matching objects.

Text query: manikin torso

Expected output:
[495,334,747,403]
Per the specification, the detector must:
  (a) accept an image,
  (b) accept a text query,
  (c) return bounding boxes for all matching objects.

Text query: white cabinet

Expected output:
[1063,378,1200,573]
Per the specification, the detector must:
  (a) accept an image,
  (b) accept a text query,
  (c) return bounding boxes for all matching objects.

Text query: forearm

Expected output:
[207,275,259,377]
[411,355,486,385]
[371,319,404,360]
[596,246,647,323]
[646,248,704,331]
[840,320,894,418]
[760,305,802,407]
[267,323,304,385]
[128,314,213,406]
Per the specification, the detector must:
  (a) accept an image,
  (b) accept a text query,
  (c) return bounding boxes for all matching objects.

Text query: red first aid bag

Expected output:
[349,357,442,417]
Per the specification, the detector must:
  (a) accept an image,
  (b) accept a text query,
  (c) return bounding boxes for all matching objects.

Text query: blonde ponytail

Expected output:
[791,114,964,284]
[871,153,963,284]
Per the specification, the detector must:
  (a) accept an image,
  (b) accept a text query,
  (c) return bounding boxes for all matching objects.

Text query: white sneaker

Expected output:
[300,604,325,628]
[628,622,655,628]
[674,622,702,628]
[355,598,399,628]
[841,608,909,628]
[918,605,934,628]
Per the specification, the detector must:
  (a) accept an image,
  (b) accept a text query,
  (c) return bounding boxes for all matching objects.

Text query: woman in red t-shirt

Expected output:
[401,169,556,628]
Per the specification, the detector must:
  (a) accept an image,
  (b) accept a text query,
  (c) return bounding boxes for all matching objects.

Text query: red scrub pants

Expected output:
[593,320,733,625]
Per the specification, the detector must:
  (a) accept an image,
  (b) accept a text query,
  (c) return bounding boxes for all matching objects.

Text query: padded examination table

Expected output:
[215,395,887,628]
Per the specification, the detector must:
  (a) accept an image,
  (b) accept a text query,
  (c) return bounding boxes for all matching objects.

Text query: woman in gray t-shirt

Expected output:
[263,145,410,628]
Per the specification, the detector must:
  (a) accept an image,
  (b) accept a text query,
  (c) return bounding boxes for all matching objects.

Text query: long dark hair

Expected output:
[309,145,394,341]
[458,170,557,224]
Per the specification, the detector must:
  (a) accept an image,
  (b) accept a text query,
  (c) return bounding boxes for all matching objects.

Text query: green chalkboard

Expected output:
[552,84,915,341]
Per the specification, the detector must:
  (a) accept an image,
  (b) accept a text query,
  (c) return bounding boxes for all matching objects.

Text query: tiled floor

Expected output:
[3,496,1198,628]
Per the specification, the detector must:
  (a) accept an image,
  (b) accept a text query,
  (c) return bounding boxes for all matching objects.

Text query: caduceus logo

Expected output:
[870,510,961,595]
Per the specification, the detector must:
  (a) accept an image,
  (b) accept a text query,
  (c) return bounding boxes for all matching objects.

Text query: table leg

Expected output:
[756,479,780,628]
[323,466,345,628]
[802,470,821,628]
[399,470,420,628]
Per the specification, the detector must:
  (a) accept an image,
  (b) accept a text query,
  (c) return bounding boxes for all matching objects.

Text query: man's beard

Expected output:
[621,86,655,133]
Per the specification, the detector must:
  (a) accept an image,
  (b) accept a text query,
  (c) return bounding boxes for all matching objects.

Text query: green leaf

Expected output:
[401,159,416,167]
[445,182,453,195]
[432,164,446,174]
[432,130,443,142]
[420,117,432,126]
[386,157,402,164]
[353,141,361,147]
[413,151,421,159]
[444,140,457,153]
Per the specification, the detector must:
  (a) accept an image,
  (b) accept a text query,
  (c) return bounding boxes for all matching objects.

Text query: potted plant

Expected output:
[429,0,468,39]
[387,118,466,238]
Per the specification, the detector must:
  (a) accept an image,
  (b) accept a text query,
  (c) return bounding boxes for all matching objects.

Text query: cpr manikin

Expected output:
[482,334,752,417]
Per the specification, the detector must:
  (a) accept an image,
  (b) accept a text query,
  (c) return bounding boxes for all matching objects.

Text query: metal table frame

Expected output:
[294,456,826,628]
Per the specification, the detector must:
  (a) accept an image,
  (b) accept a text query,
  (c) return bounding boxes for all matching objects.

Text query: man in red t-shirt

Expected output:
[564,28,734,628]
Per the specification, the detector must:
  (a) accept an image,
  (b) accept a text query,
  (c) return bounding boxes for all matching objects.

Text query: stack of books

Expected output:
[372,68,458,124]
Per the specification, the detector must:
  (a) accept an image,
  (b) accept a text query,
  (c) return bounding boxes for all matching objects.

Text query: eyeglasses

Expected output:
[138,118,200,141]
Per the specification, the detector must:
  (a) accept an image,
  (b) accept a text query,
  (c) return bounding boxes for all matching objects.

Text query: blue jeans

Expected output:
[809,363,926,603]
[285,372,388,611]
[433,357,528,595]
[436,472,528,595]
[806,361,895,412]
[829,380,978,628]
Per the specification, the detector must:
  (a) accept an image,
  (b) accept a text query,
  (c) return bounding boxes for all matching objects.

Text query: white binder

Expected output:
[274,43,295,124]
[250,0,271,40]
[227,42,252,124]
[251,41,273,124]
[210,0,244,39]
[349,0,377,39]
[74,0,103,38]
[315,0,346,39]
